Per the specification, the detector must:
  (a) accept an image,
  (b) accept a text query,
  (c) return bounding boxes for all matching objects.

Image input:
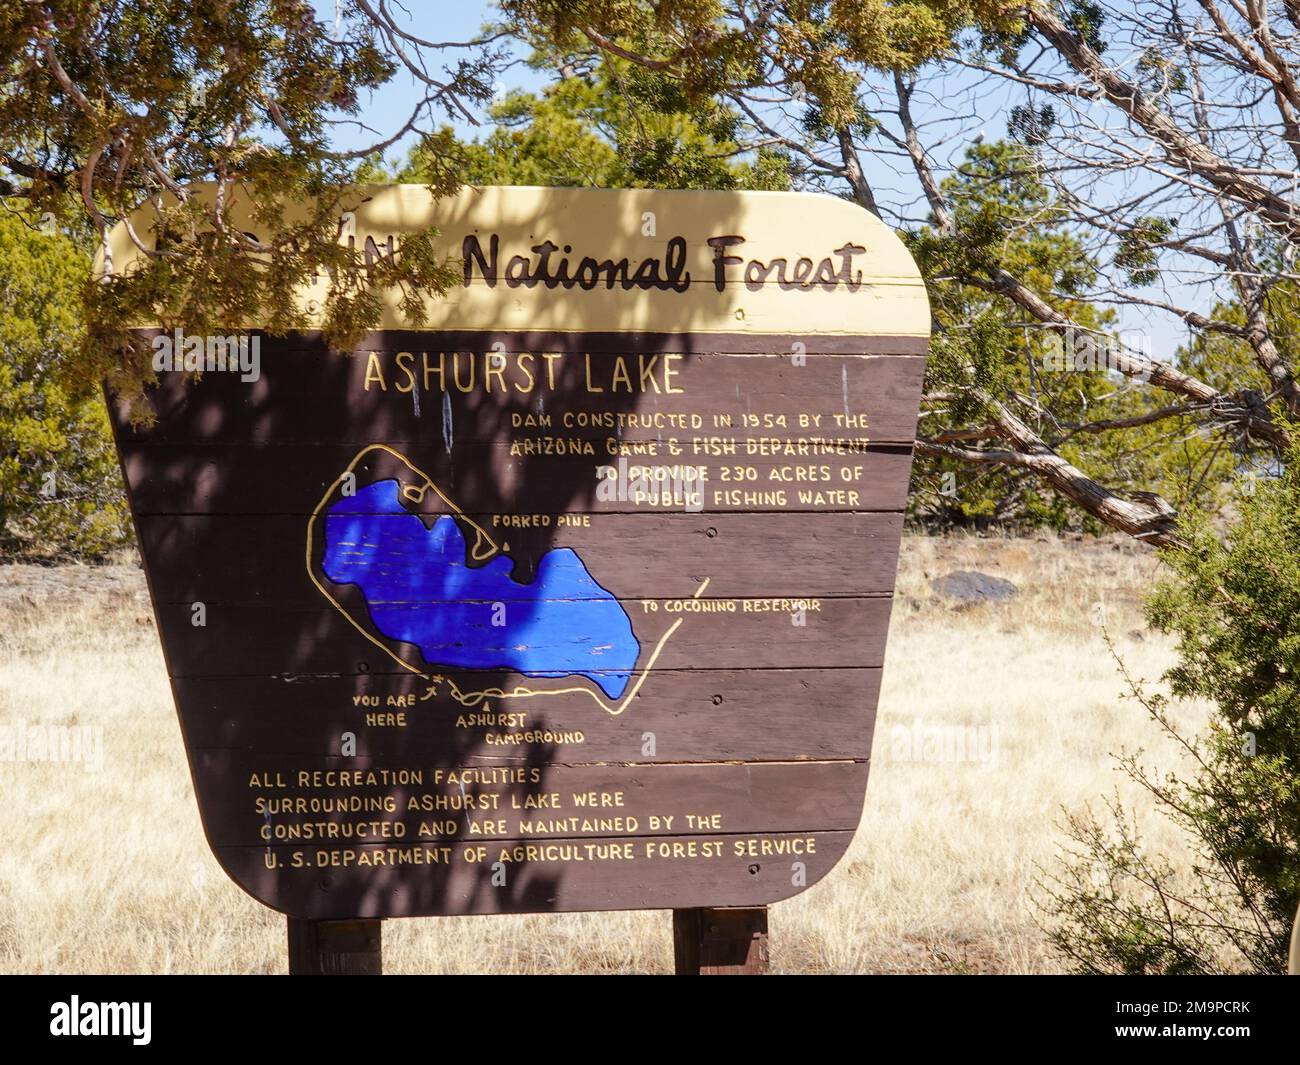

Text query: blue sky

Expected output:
[322,2,539,158]
[321,1,1191,361]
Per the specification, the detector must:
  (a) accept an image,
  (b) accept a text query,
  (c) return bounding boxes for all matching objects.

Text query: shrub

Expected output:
[1041,451,1300,973]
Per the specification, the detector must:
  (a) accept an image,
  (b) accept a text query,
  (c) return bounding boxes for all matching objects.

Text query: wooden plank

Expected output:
[213,830,855,919]
[152,594,893,677]
[171,668,881,763]
[103,185,928,924]
[136,511,905,604]
[674,907,769,975]
[287,918,382,975]
[118,441,914,515]
[112,342,925,446]
[107,185,931,338]
[193,757,868,849]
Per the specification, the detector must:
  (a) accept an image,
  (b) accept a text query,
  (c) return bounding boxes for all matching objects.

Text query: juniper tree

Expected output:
[0,1,505,408]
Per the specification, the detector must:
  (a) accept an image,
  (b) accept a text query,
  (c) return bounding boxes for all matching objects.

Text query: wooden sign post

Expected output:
[104,185,929,974]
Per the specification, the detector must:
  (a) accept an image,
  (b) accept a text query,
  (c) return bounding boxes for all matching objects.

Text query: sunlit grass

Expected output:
[0,534,1207,973]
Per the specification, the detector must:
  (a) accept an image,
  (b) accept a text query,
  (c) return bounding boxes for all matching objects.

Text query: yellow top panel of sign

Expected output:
[106,184,930,339]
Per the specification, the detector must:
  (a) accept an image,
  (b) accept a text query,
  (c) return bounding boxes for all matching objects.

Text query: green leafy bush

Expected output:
[0,208,131,558]
[1042,451,1300,973]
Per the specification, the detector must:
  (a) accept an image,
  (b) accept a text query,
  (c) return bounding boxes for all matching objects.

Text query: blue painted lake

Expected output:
[321,480,639,698]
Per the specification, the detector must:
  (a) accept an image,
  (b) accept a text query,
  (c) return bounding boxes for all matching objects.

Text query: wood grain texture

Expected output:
[195,756,869,849]
[136,511,905,604]
[105,185,930,337]
[287,918,382,975]
[112,340,925,445]
[152,594,893,678]
[214,830,857,920]
[106,186,926,920]
[118,441,914,515]
[170,668,882,763]
[674,907,770,975]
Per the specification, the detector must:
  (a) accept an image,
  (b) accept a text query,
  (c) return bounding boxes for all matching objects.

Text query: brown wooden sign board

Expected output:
[105,185,930,921]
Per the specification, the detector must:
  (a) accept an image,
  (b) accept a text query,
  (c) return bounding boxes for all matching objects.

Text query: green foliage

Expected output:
[1136,49,1187,96]
[1007,104,1055,147]
[906,141,1101,526]
[398,66,792,192]
[0,1,1264,545]
[1065,0,1108,53]
[907,140,1241,532]
[1041,457,1300,973]
[0,207,130,557]
[0,3,493,407]
[0,0,1022,414]
[1115,216,1174,288]
[504,0,1025,131]
[500,0,764,103]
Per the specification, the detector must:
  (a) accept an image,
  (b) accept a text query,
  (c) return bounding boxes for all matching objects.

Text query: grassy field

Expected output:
[0,534,1211,973]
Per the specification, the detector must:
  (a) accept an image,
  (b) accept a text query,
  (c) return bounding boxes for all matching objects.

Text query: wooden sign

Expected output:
[105,185,929,920]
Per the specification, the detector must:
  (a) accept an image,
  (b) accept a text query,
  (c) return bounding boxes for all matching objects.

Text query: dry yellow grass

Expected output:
[0,534,1212,973]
